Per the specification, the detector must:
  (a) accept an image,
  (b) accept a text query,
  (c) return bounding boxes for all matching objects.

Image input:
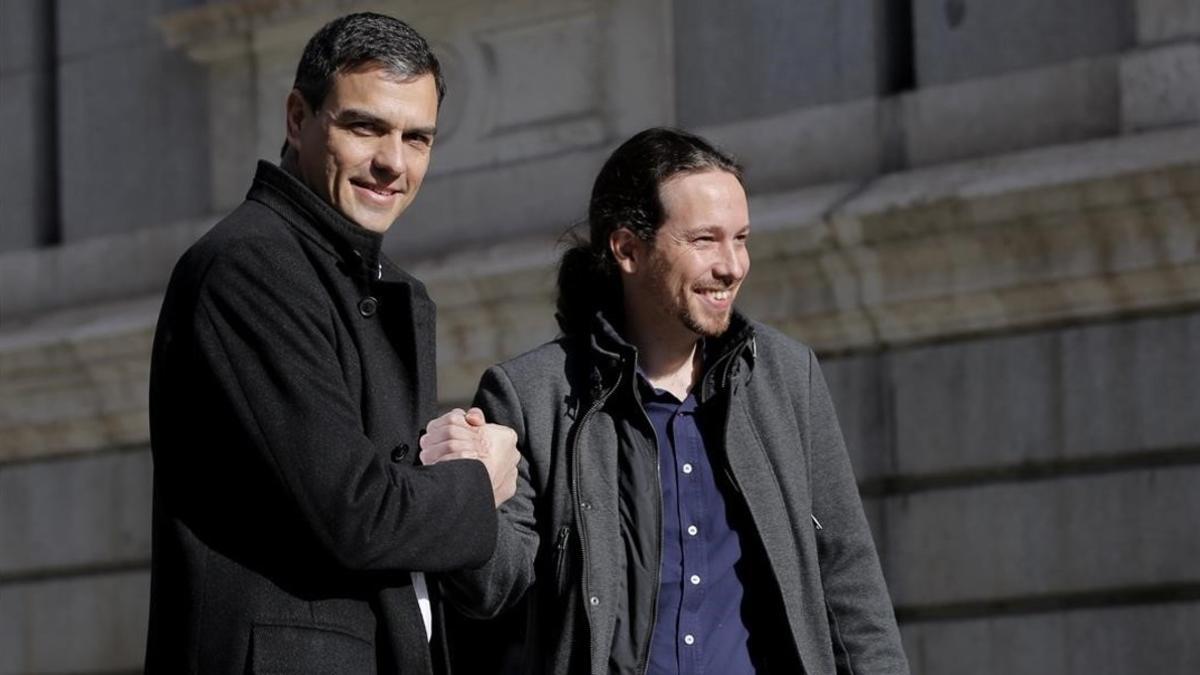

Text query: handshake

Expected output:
[420,408,521,507]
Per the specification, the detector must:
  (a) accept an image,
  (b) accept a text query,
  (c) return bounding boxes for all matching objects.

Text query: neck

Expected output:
[624,304,701,400]
[279,149,301,180]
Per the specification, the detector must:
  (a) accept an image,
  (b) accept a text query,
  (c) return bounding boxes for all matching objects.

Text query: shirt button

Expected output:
[683,634,695,645]
[690,574,701,585]
[687,525,698,536]
[358,296,378,317]
[681,463,693,475]
[390,443,410,462]
[589,596,600,606]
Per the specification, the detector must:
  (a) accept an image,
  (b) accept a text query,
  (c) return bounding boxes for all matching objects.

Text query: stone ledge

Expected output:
[2,128,1196,461]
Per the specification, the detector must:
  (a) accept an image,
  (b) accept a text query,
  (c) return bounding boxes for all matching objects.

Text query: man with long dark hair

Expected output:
[146,13,518,673]
[435,128,909,673]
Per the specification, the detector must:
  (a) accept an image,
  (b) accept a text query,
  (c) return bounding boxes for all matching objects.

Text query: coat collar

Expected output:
[582,309,757,402]
[246,161,385,283]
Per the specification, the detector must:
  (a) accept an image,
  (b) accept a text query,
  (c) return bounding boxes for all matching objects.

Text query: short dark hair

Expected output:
[556,127,743,335]
[282,12,445,157]
[294,12,445,109]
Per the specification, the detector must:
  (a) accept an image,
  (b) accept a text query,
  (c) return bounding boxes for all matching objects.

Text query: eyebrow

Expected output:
[691,224,751,235]
[331,110,438,138]
[332,109,388,127]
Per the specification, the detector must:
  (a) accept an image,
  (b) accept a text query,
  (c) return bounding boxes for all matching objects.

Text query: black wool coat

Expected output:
[145,162,497,674]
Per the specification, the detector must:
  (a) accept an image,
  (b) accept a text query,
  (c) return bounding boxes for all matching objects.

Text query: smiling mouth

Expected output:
[697,288,734,302]
[352,180,400,197]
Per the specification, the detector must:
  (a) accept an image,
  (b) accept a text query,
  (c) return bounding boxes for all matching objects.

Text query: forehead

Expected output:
[323,67,438,120]
[658,170,748,230]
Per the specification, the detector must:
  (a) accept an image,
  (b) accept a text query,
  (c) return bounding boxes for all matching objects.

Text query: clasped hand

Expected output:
[420,408,519,507]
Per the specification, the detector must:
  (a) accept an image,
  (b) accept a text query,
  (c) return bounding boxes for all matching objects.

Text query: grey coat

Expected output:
[146,162,498,674]
[444,312,909,674]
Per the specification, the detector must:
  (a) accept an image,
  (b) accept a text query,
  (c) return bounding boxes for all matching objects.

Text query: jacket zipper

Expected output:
[570,369,622,673]
[554,525,572,596]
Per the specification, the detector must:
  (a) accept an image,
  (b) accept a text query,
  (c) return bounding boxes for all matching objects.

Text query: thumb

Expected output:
[465,407,487,427]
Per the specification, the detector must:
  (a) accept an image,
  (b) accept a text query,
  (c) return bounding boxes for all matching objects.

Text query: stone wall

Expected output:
[2,0,1199,673]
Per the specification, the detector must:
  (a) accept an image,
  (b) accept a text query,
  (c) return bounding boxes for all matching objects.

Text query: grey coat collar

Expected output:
[580,309,758,403]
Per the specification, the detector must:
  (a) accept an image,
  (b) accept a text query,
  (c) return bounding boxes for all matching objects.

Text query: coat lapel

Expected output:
[723,394,817,672]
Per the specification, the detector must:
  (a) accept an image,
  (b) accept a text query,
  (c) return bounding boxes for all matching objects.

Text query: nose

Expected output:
[373,133,407,179]
[714,241,748,283]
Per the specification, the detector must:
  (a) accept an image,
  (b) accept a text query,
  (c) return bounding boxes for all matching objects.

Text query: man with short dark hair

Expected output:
[437,128,910,674]
[146,13,518,673]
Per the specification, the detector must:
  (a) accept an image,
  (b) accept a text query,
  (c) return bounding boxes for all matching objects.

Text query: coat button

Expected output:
[390,443,410,462]
[358,297,378,317]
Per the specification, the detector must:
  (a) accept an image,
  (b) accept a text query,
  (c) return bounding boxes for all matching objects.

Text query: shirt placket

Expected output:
[672,399,707,674]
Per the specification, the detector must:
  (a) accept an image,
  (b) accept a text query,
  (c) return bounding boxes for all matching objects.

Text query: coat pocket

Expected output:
[249,623,376,674]
[552,525,573,599]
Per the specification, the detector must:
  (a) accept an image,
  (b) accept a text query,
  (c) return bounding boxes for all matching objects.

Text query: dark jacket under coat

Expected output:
[443,312,909,675]
[146,162,498,674]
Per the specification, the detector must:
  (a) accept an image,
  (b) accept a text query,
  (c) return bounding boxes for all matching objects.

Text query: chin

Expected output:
[348,211,395,234]
[682,311,731,339]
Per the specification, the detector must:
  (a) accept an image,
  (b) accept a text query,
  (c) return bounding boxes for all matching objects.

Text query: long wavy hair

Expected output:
[556,127,743,335]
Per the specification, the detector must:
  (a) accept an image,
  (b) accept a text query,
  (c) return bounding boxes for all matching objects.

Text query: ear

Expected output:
[609,227,642,275]
[285,89,311,151]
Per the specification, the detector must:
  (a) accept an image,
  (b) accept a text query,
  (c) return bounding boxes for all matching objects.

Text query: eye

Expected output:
[349,122,380,136]
[405,132,434,149]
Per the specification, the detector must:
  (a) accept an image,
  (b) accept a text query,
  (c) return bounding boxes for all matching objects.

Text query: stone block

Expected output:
[388,147,604,259]
[0,449,152,575]
[1136,0,1200,43]
[208,58,260,211]
[0,70,48,253]
[251,43,303,166]
[55,0,161,60]
[675,0,891,127]
[0,0,42,74]
[882,467,1200,607]
[901,602,1200,675]
[889,312,1200,477]
[889,329,1065,477]
[603,0,674,137]
[412,4,613,175]
[0,221,208,321]
[1060,312,1200,458]
[58,41,210,243]
[698,98,888,192]
[478,12,599,134]
[0,570,149,674]
[902,57,1120,167]
[819,354,894,484]
[1121,42,1200,132]
[912,0,1133,86]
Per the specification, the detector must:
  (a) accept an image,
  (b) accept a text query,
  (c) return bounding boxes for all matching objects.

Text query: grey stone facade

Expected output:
[2,0,1198,672]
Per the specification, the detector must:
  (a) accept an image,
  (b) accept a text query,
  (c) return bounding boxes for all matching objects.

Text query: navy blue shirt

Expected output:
[640,376,757,675]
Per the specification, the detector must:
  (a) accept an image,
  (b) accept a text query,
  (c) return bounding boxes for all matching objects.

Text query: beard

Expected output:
[646,251,734,339]
[678,295,732,338]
